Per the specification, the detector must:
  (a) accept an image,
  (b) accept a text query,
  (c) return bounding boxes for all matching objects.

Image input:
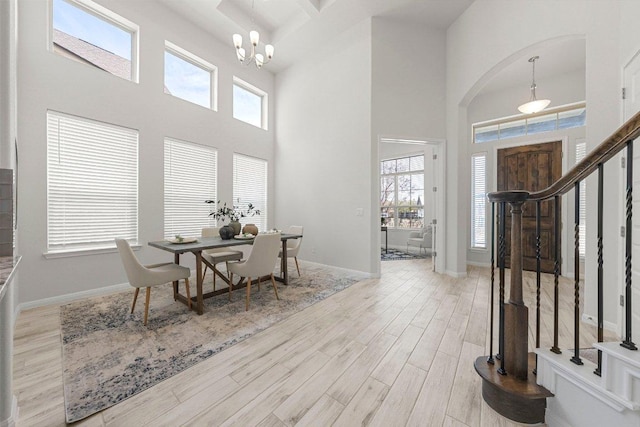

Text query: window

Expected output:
[473,103,586,143]
[164,42,217,110]
[576,141,587,258]
[47,111,138,252]
[471,153,487,249]
[52,0,138,82]
[164,138,217,239]
[233,77,267,129]
[380,155,424,229]
[233,154,267,231]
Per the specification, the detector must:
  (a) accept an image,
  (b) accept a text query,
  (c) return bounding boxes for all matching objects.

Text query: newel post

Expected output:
[489,190,530,380]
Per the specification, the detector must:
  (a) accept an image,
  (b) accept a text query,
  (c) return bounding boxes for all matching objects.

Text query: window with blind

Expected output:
[164,138,217,239]
[471,153,487,249]
[233,77,268,130]
[47,111,138,252]
[233,154,267,231]
[576,141,586,258]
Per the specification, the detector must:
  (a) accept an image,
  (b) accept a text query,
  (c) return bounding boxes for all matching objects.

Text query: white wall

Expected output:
[17,0,276,304]
[447,0,624,327]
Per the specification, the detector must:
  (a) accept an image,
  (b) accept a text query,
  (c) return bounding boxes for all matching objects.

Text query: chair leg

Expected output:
[270,273,279,300]
[185,278,191,310]
[257,276,261,291]
[229,273,233,301]
[246,278,252,311]
[213,264,216,291]
[294,257,300,276]
[131,288,140,314]
[202,265,208,284]
[144,287,151,326]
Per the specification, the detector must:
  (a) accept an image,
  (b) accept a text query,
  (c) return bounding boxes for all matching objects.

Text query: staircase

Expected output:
[475,112,640,425]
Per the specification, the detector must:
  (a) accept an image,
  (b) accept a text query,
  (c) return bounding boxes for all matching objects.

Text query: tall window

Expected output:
[47,111,138,252]
[164,41,217,110]
[471,153,487,249]
[233,77,268,130]
[233,154,267,231]
[576,141,587,258]
[52,0,138,82]
[164,138,217,239]
[380,155,424,229]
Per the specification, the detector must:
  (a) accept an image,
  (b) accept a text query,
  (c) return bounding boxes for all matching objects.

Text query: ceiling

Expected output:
[156,0,585,94]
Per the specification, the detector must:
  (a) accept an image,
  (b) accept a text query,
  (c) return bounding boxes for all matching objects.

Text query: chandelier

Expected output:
[232,0,274,69]
[518,56,550,114]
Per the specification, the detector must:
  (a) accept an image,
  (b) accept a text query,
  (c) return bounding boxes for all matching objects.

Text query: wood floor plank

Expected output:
[370,324,423,386]
[331,377,389,427]
[446,342,484,427]
[294,394,344,427]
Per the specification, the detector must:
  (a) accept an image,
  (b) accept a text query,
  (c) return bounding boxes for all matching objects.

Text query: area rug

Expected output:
[60,262,367,423]
[381,248,429,261]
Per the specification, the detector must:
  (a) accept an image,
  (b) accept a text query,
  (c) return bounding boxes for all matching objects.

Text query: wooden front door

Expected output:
[497,141,562,273]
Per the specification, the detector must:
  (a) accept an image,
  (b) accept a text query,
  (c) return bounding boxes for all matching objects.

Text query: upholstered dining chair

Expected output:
[279,225,303,277]
[201,227,243,291]
[227,232,281,311]
[115,239,191,326]
[407,225,433,255]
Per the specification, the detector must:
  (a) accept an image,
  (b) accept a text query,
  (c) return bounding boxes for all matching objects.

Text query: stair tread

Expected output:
[474,352,553,399]
[594,342,640,368]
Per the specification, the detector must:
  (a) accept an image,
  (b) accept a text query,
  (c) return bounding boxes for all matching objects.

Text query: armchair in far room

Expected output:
[407,225,433,255]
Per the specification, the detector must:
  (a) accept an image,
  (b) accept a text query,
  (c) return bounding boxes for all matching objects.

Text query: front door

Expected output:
[497,141,562,273]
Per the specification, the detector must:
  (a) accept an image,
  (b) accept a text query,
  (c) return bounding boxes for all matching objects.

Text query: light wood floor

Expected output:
[13,260,615,426]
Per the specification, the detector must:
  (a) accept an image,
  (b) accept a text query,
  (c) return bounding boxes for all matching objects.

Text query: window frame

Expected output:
[164,41,218,111]
[380,154,425,230]
[232,76,268,130]
[50,0,140,82]
[471,152,487,250]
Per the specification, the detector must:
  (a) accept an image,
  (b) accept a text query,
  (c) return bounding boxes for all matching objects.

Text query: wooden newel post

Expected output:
[505,198,529,380]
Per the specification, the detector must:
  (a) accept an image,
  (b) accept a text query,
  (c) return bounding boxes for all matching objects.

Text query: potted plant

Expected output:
[205,200,261,238]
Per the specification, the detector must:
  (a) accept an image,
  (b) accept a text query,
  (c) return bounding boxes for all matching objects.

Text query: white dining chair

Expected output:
[407,225,433,255]
[201,227,243,291]
[115,239,191,326]
[279,225,303,277]
[227,233,281,311]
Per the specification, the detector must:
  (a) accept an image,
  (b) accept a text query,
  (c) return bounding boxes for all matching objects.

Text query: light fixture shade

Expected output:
[265,44,274,59]
[233,34,242,49]
[250,30,259,46]
[518,99,551,114]
[255,53,264,68]
[237,47,246,62]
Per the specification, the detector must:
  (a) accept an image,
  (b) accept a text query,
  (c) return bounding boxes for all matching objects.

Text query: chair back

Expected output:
[115,238,147,287]
[242,233,281,278]
[286,225,304,256]
[422,225,433,247]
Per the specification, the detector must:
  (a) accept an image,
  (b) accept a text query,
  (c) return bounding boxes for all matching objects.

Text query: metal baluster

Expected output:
[571,182,583,365]
[534,200,541,375]
[488,202,495,365]
[595,163,604,376]
[622,141,638,350]
[498,201,507,375]
[551,195,562,354]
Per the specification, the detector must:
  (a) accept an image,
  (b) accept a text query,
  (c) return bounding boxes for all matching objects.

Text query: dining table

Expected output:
[148,233,303,315]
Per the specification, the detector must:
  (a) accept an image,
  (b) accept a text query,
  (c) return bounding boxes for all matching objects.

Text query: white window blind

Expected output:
[576,141,587,257]
[47,111,138,251]
[471,153,487,249]
[164,138,217,239]
[233,154,267,232]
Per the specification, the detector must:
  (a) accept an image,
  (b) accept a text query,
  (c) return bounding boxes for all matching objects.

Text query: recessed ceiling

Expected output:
[156,0,476,73]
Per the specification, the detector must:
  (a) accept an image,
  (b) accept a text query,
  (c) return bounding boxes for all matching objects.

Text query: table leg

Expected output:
[173,253,180,300]
[194,251,204,315]
[282,241,289,285]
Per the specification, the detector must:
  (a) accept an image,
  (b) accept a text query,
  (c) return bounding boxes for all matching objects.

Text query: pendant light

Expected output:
[518,56,550,114]
[232,0,274,69]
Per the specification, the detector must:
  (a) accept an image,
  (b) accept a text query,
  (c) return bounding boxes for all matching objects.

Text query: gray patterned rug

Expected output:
[60,262,367,423]
[381,248,429,261]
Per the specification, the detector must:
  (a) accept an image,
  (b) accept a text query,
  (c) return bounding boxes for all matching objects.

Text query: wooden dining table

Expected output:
[149,233,303,315]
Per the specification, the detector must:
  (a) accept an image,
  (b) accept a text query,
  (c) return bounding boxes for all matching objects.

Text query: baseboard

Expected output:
[299,259,374,279]
[0,396,18,427]
[18,282,131,312]
[445,270,467,278]
[581,313,619,335]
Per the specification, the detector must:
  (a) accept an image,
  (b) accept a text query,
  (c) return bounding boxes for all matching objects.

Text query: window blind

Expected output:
[233,154,267,232]
[576,142,587,257]
[47,111,138,251]
[164,138,217,239]
[471,153,487,249]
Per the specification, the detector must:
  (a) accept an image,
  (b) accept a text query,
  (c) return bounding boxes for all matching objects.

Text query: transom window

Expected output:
[52,0,138,82]
[380,155,424,229]
[473,103,586,144]
[47,111,138,252]
[164,41,217,110]
[233,77,268,130]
